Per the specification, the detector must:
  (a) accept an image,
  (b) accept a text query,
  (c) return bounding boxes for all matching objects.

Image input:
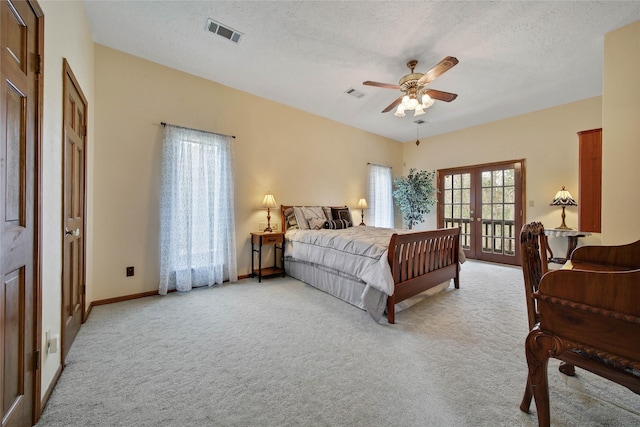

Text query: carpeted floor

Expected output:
[37,260,640,426]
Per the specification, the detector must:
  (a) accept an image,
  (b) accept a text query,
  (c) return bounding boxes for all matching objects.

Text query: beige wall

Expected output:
[602,20,640,244]
[39,0,95,398]
[402,97,603,256]
[91,44,402,301]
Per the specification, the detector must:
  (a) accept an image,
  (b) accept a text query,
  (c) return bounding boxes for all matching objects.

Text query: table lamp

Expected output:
[262,192,277,232]
[550,186,577,230]
[357,198,368,226]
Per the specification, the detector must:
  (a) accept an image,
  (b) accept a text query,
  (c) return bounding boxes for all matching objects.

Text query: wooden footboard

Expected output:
[386,227,461,324]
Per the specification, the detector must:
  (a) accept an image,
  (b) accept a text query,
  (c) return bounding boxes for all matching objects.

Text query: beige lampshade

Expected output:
[357,198,368,209]
[262,193,277,209]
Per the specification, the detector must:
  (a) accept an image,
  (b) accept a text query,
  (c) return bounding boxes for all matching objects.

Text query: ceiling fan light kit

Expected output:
[394,93,435,117]
[364,56,459,117]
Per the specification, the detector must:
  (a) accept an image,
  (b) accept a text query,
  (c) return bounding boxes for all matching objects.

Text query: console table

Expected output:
[545,228,592,264]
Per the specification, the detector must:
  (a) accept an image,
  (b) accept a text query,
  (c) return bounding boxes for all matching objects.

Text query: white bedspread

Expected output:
[285,226,409,296]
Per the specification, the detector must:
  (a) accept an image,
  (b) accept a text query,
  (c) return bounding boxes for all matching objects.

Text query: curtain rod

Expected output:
[160,121,236,139]
[367,162,392,169]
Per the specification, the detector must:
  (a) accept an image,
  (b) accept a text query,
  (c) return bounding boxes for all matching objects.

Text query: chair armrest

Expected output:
[570,239,640,269]
[538,268,640,314]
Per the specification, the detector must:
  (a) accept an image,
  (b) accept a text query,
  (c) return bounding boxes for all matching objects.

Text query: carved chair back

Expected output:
[520,222,550,331]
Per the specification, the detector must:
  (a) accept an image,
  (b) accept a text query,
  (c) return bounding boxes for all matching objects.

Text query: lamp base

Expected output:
[556,206,572,230]
[264,208,272,232]
[359,210,365,226]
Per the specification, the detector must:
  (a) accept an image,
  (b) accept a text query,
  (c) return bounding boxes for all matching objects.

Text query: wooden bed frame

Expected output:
[281,205,461,323]
[386,227,461,323]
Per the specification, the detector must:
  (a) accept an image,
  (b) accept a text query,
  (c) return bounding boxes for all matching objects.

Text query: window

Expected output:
[368,164,394,228]
[159,125,237,294]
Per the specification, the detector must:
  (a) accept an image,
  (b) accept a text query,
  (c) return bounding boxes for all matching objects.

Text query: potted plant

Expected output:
[392,168,437,229]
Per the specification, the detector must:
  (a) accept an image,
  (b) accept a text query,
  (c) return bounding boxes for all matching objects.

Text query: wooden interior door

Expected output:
[61,59,87,361]
[1,1,43,425]
[438,160,524,266]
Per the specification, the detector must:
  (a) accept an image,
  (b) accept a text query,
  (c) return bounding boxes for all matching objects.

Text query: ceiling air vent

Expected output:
[206,19,242,43]
[344,88,365,99]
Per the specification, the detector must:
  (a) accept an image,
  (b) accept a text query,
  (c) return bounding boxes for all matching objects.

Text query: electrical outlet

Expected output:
[126,266,134,277]
[259,222,279,231]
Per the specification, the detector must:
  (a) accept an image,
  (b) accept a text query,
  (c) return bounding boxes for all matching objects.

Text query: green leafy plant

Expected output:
[392,168,437,229]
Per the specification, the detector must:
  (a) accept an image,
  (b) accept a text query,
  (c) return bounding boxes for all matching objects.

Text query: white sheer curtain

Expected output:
[368,164,394,228]
[159,125,237,295]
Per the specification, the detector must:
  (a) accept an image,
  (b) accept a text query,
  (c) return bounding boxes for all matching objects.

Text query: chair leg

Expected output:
[525,329,554,427]
[558,362,575,376]
[520,376,533,413]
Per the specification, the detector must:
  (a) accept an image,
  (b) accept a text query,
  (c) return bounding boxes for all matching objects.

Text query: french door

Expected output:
[438,160,524,266]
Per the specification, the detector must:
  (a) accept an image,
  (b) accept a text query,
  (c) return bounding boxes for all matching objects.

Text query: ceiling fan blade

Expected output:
[363,81,400,90]
[417,56,459,85]
[425,89,458,102]
[382,96,403,113]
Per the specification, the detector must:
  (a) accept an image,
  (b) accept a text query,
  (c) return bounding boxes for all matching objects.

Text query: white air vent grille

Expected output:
[344,88,365,98]
[206,19,242,43]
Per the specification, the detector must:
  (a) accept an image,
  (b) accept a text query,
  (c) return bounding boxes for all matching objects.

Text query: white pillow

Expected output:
[293,206,327,230]
[293,207,309,230]
[301,206,326,227]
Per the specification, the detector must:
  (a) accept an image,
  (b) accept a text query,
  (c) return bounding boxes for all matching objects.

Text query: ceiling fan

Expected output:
[363,56,458,117]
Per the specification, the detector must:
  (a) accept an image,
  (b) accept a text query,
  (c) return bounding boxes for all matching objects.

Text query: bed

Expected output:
[281,205,463,323]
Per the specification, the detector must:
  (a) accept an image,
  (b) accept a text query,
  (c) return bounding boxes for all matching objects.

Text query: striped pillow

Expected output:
[331,207,353,227]
[324,219,350,229]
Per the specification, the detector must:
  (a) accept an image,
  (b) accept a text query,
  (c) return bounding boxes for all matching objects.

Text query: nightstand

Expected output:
[250,231,285,282]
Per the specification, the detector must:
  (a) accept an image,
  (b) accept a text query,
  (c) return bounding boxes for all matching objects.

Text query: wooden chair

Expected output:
[520,223,576,377]
[520,267,640,427]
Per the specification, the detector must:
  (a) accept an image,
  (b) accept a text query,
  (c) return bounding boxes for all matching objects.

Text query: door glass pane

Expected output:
[462,188,470,204]
[482,204,491,219]
[481,167,516,256]
[462,173,470,188]
[493,170,503,186]
[442,172,471,250]
[505,186,515,203]
[493,204,503,220]
[504,168,514,186]
[493,187,503,203]
[482,171,491,187]
[482,188,491,203]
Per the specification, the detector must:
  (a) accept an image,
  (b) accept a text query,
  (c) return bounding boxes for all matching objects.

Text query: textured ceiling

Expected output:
[82,1,640,142]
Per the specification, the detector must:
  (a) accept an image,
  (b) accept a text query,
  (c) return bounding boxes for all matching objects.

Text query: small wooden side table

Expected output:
[545,229,592,264]
[250,231,285,282]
